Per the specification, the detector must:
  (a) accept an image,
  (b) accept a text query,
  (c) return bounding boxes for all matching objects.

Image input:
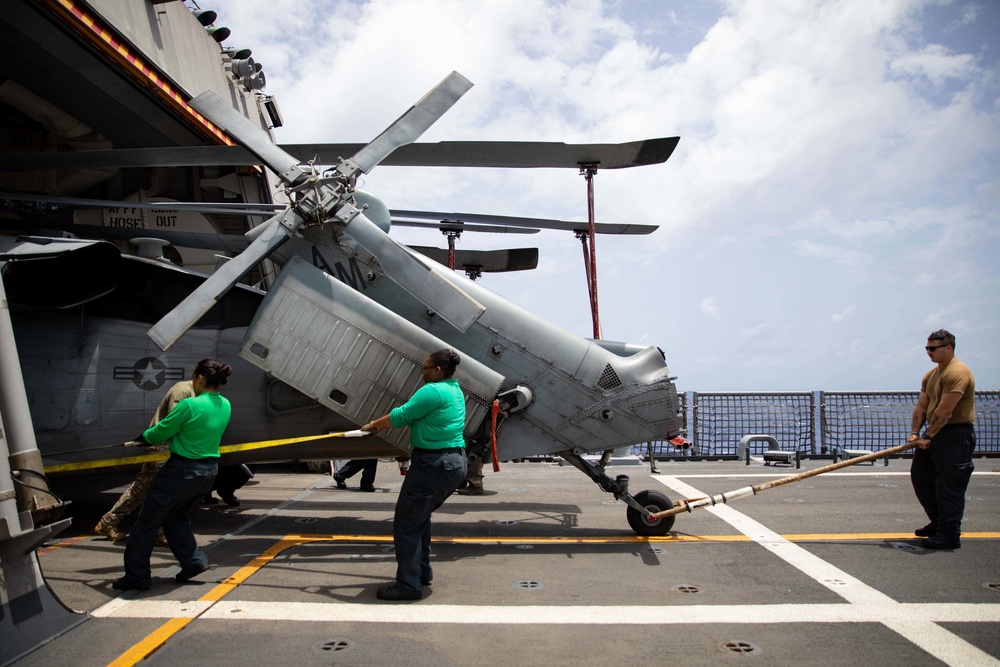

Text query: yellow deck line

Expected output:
[107,537,304,667]
[45,432,347,474]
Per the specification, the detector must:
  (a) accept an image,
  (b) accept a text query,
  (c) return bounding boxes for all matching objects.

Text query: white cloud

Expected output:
[203,0,1000,390]
[792,240,868,267]
[922,307,961,330]
[830,305,856,323]
[700,295,721,318]
[946,3,980,33]
[889,44,977,85]
[741,322,768,338]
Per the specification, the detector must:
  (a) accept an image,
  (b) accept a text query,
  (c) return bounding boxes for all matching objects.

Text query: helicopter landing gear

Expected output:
[626,489,675,536]
[558,449,676,536]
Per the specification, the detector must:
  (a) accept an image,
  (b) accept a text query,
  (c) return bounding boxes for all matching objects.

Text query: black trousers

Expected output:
[392,448,466,594]
[910,424,976,537]
[335,459,378,489]
[123,455,217,587]
[212,463,256,496]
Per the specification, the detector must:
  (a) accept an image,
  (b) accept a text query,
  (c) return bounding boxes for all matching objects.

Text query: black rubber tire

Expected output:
[626,489,676,536]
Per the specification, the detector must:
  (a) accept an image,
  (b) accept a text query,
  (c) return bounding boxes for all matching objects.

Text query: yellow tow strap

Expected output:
[43,431,365,474]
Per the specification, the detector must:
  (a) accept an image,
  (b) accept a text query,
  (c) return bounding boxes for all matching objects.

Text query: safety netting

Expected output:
[690,392,815,456]
[635,390,999,458]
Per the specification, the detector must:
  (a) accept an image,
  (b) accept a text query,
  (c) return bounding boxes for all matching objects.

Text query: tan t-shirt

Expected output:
[921,359,976,425]
[148,380,196,449]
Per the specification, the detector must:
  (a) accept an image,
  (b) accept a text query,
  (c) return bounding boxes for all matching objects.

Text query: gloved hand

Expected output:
[361,422,380,433]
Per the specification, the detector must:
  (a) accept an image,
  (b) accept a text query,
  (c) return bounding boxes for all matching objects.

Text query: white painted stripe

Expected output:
[670,472,912,478]
[656,475,1000,667]
[90,597,141,617]
[91,600,1000,624]
[92,600,214,619]
[883,619,1000,667]
[669,471,1000,479]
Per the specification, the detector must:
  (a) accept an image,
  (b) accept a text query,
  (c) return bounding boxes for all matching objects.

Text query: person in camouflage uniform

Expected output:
[94,379,195,545]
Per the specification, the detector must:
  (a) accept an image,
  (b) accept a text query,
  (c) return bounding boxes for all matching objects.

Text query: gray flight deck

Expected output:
[18,458,1000,667]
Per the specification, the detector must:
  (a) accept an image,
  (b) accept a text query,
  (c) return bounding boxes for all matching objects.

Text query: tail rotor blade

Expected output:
[348,72,473,175]
[345,211,484,331]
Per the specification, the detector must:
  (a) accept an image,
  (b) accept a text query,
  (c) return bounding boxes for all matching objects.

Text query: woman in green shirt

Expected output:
[362,348,467,600]
[114,359,232,591]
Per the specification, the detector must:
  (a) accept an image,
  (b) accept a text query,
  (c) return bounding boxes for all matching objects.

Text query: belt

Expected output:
[170,453,218,462]
[412,447,464,453]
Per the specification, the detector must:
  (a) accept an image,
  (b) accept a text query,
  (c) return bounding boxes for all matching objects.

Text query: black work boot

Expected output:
[921,533,960,549]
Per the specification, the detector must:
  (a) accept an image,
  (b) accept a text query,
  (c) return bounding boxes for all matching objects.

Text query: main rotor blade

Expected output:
[409,246,539,273]
[391,210,658,235]
[0,138,679,172]
[147,209,302,350]
[391,219,539,234]
[348,71,473,174]
[349,136,680,169]
[344,211,485,331]
[188,91,308,186]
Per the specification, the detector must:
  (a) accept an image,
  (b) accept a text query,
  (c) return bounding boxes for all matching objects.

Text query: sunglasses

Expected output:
[925,345,949,352]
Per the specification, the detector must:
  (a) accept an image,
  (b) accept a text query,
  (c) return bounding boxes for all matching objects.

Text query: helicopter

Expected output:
[0,25,684,542]
[0,3,688,659]
[156,71,684,523]
[0,7,691,533]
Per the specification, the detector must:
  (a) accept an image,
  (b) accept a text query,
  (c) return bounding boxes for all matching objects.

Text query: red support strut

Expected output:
[444,230,460,270]
[579,163,602,339]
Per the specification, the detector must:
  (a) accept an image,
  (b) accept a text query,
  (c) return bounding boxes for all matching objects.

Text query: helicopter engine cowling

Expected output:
[352,189,391,233]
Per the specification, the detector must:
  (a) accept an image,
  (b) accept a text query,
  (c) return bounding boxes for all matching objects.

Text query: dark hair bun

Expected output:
[195,359,232,388]
[428,349,460,378]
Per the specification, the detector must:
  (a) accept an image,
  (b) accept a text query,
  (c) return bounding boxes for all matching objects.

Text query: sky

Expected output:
[196,0,999,391]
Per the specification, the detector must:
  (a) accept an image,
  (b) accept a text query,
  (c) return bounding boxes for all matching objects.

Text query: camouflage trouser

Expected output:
[101,459,165,528]
[463,458,484,489]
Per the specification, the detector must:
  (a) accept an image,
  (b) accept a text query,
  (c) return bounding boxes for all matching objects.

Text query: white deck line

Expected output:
[91,600,1000,625]
[667,471,1000,479]
[655,475,1000,667]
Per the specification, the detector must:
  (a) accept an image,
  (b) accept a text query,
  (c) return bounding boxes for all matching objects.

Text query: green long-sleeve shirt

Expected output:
[389,379,466,449]
[143,391,231,459]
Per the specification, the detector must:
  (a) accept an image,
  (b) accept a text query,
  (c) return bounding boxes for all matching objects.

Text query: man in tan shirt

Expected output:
[907,330,976,549]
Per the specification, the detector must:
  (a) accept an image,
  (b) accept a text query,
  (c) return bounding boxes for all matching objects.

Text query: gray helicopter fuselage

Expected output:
[273,233,683,460]
[10,255,401,473]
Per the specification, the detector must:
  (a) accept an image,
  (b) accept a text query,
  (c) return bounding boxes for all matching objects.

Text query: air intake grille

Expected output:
[597,364,621,390]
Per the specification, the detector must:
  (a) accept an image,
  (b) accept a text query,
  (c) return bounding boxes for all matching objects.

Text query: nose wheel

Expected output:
[557,449,678,536]
[626,490,675,536]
